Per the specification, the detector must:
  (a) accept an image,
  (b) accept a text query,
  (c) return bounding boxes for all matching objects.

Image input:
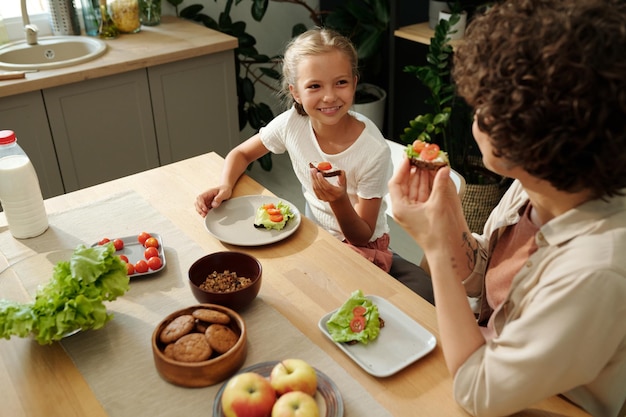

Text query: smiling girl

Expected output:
[195,28,393,271]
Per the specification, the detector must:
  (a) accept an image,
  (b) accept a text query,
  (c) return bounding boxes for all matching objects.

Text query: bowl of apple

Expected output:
[213,359,344,417]
[151,303,247,388]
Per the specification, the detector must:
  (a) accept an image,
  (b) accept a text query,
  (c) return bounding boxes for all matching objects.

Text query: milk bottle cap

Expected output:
[0,130,17,144]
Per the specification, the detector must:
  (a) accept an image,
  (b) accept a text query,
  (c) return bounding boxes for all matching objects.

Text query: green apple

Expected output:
[269,359,317,397]
[271,391,320,417]
[221,372,277,417]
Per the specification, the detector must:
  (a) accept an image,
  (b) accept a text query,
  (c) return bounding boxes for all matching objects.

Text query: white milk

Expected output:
[0,154,49,238]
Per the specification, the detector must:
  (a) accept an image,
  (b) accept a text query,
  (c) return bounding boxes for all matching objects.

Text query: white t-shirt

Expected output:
[259,107,392,242]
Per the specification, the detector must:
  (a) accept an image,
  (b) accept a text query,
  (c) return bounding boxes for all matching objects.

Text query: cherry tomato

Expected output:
[421,143,441,161]
[126,262,135,275]
[349,316,366,333]
[119,254,129,263]
[352,305,367,316]
[412,139,427,153]
[269,214,284,223]
[98,238,111,246]
[134,259,149,274]
[144,246,159,260]
[137,232,151,245]
[147,256,163,271]
[317,161,332,171]
[113,238,124,251]
[144,237,159,249]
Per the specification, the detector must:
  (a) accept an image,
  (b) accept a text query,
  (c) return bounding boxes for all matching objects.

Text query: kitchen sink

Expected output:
[0,36,107,71]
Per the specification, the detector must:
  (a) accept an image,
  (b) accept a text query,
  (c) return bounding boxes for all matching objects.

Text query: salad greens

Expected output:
[254,201,295,230]
[0,243,130,345]
[326,289,381,344]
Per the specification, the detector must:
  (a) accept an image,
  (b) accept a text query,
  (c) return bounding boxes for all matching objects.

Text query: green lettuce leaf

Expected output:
[254,201,295,230]
[0,243,130,344]
[326,289,380,344]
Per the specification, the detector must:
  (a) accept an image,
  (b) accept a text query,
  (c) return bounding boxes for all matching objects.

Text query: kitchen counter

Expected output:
[0,15,238,98]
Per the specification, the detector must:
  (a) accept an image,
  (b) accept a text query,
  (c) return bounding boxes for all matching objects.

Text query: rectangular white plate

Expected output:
[318,295,437,377]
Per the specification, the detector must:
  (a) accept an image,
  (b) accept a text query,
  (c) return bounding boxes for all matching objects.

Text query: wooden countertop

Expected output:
[0,16,238,98]
[0,152,590,417]
[395,21,460,47]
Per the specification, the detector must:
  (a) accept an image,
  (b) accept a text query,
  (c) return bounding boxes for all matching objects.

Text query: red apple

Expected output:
[271,391,319,417]
[269,359,317,397]
[221,372,277,417]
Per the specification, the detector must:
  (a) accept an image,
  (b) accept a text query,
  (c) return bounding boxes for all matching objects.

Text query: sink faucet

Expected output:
[21,0,39,45]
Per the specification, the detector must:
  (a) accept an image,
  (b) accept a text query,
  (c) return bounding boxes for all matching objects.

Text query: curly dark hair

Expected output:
[453,0,626,198]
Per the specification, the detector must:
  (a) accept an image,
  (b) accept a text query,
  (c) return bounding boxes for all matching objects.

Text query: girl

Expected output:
[195,28,393,271]
[389,0,626,415]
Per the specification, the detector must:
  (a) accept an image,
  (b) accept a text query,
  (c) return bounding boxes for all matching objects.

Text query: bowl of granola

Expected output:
[188,251,262,311]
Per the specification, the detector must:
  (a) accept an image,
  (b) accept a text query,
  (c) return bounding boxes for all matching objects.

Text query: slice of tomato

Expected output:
[352,305,367,316]
[412,139,427,153]
[269,214,284,223]
[317,161,332,171]
[263,203,276,210]
[421,143,441,161]
[350,316,366,333]
[266,208,282,215]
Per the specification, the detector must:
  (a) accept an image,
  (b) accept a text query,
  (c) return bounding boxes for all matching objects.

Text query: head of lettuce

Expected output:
[0,243,130,344]
[326,290,381,344]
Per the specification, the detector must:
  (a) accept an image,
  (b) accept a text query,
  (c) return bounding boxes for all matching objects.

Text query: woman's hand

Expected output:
[388,158,459,250]
[195,186,233,217]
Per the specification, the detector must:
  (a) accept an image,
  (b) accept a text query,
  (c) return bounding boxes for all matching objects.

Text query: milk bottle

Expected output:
[0,130,49,239]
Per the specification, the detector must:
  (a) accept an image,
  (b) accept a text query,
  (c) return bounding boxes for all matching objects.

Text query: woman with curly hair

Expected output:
[388,0,626,415]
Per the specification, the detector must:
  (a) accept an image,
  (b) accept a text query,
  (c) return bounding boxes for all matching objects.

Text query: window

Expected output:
[0,1,47,19]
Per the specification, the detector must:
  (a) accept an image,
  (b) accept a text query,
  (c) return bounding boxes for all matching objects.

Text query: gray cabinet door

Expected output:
[148,51,239,164]
[43,69,159,192]
[0,91,65,198]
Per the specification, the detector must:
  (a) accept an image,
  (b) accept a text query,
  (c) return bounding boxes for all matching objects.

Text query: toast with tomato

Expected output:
[405,139,449,170]
[253,201,295,231]
[309,161,341,177]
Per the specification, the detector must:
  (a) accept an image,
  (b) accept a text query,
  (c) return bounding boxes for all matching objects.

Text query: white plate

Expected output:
[91,233,166,277]
[318,295,437,377]
[204,195,301,246]
[212,361,343,417]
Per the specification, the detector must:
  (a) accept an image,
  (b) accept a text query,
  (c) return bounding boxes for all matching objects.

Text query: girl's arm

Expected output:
[195,134,269,216]
[311,169,380,246]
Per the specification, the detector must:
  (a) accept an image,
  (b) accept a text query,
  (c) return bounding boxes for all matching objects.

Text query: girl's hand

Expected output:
[310,168,347,203]
[195,186,233,217]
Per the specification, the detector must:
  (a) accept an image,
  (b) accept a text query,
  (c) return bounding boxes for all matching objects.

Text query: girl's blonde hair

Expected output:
[281,27,359,116]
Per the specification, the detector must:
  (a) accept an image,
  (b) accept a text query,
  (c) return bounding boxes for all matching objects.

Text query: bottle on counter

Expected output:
[98,0,119,39]
[108,0,141,33]
[0,130,49,239]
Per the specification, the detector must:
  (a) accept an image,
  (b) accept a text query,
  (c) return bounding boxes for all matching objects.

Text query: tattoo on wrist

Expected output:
[462,232,478,271]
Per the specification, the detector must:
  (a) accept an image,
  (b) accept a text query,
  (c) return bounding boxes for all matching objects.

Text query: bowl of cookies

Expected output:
[188,251,262,311]
[151,303,247,387]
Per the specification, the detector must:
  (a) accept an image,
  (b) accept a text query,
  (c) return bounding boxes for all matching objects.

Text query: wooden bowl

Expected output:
[151,304,247,387]
[188,251,262,311]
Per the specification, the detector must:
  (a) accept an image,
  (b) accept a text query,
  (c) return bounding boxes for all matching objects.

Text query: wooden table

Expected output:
[0,152,589,417]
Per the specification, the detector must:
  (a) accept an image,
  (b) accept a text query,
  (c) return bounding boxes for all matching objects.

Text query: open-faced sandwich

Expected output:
[253,201,295,231]
[309,161,341,177]
[405,139,449,170]
[326,289,383,345]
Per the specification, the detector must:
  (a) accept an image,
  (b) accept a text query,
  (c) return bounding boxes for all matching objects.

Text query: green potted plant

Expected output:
[399,10,510,232]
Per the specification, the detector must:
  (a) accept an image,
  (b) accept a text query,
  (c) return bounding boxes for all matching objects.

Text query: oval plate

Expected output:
[91,232,166,277]
[204,195,301,246]
[212,361,343,417]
